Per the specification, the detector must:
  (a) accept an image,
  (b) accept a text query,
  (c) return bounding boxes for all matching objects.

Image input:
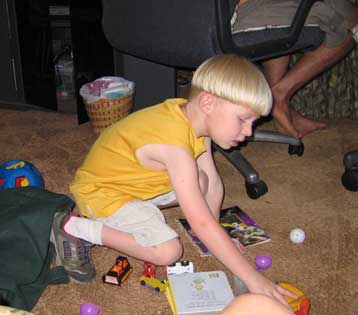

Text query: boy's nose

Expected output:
[243,125,253,137]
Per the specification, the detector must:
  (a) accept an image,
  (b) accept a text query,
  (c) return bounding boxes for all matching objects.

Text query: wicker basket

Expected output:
[84,94,133,134]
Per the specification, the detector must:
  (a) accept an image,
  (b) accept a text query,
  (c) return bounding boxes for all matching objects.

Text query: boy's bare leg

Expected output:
[100,168,217,266]
[222,293,293,315]
[101,226,183,266]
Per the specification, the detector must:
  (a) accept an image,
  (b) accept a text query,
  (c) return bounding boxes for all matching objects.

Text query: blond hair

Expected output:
[189,54,272,116]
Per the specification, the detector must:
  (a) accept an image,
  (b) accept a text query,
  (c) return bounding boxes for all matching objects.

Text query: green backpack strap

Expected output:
[46,266,69,285]
[45,244,70,285]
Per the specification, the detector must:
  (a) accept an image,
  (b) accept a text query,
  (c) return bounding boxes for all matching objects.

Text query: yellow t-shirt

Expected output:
[70,98,206,218]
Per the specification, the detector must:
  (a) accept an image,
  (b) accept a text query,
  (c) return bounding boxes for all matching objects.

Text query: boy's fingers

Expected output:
[272,291,293,313]
[276,285,298,299]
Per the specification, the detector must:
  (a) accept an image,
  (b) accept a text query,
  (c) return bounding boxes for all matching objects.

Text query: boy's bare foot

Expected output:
[291,110,327,137]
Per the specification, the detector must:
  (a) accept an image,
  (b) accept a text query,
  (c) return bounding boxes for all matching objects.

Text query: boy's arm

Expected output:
[196,137,224,221]
[158,145,293,308]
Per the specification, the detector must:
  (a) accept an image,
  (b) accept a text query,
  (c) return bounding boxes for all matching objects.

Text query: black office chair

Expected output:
[101,0,324,198]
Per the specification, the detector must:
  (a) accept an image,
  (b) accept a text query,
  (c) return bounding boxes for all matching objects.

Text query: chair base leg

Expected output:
[214,144,268,199]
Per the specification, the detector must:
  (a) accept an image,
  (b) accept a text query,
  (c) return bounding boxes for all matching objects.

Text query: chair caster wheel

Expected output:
[342,170,358,191]
[288,143,304,156]
[343,151,358,169]
[245,181,268,199]
[342,151,358,192]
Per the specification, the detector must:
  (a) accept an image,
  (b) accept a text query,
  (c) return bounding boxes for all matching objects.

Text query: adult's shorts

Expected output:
[231,0,355,48]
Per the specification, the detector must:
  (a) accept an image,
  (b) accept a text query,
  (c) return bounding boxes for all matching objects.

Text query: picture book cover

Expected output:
[165,270,234,315]
[177,206,270,257]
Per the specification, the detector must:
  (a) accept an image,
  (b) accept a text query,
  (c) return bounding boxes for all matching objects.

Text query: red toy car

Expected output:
[102,256,133,286]
[142,261,156,278]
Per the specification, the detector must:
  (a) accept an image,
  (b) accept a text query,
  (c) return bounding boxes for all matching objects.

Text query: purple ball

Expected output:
[255,254,272,270]
[80,302,100,315]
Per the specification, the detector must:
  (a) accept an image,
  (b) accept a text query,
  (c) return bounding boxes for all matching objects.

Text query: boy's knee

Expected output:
[151,238,183,266]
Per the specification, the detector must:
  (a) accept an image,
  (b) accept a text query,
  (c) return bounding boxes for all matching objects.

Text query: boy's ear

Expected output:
[198,92,215,114]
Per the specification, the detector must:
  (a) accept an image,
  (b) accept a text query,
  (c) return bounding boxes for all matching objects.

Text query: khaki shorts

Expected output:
[94,191,178,247]
[231,0,355,48]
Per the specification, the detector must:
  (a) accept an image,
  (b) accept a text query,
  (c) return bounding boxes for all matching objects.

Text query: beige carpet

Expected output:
[1,108,358,315]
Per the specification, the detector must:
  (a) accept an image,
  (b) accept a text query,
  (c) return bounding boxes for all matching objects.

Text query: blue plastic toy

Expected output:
[0,160,44,189]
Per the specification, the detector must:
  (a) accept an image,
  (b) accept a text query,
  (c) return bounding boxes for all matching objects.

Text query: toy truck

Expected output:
[166,260,194,275]
[139,276,167,293]
[102,256,133,286]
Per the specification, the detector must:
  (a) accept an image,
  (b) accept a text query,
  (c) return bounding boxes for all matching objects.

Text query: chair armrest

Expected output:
[289,0,321,46]
[217,0,322,58]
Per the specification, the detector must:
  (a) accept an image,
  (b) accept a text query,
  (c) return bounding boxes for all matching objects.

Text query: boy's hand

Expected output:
[155,144,294,309]
[245,271,297,311]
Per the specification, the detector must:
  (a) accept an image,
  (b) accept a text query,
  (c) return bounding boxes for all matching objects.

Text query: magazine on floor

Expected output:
[177,205,270,257]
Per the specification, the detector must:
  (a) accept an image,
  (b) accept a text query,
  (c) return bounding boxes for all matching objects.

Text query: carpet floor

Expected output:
[1,108,357,315]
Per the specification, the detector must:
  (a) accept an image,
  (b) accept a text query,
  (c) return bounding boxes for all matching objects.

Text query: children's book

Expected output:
[177,206,270,257]
[165,270,234,315]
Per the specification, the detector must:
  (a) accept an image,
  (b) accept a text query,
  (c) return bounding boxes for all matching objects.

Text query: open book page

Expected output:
[166,271,234,315]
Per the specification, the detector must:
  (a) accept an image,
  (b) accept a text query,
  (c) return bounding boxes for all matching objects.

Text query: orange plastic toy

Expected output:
[102,256,133,286]
[278,281,311,315]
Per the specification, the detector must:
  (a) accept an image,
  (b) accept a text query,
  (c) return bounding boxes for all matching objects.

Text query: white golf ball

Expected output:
[290,228,305,243]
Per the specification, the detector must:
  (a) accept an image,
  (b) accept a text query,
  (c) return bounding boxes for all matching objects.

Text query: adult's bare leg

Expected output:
[262,5,357,138]
[262,55,290,86]
[290,7,358,136]
[264,36,355,138]
[261,56,302,138]
[262,55,325,138]
[273,34,354,137]
[273,18,357,137]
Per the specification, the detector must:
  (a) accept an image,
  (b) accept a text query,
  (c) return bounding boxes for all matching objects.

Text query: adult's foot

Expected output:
[272,104,302,139]
[271,83,302,139]
[291,110,327,137]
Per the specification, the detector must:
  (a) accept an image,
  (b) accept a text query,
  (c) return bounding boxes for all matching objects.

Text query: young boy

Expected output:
[51,54,294,307]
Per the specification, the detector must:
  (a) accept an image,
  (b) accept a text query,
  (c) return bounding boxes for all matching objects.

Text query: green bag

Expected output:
[0,187,72,311]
